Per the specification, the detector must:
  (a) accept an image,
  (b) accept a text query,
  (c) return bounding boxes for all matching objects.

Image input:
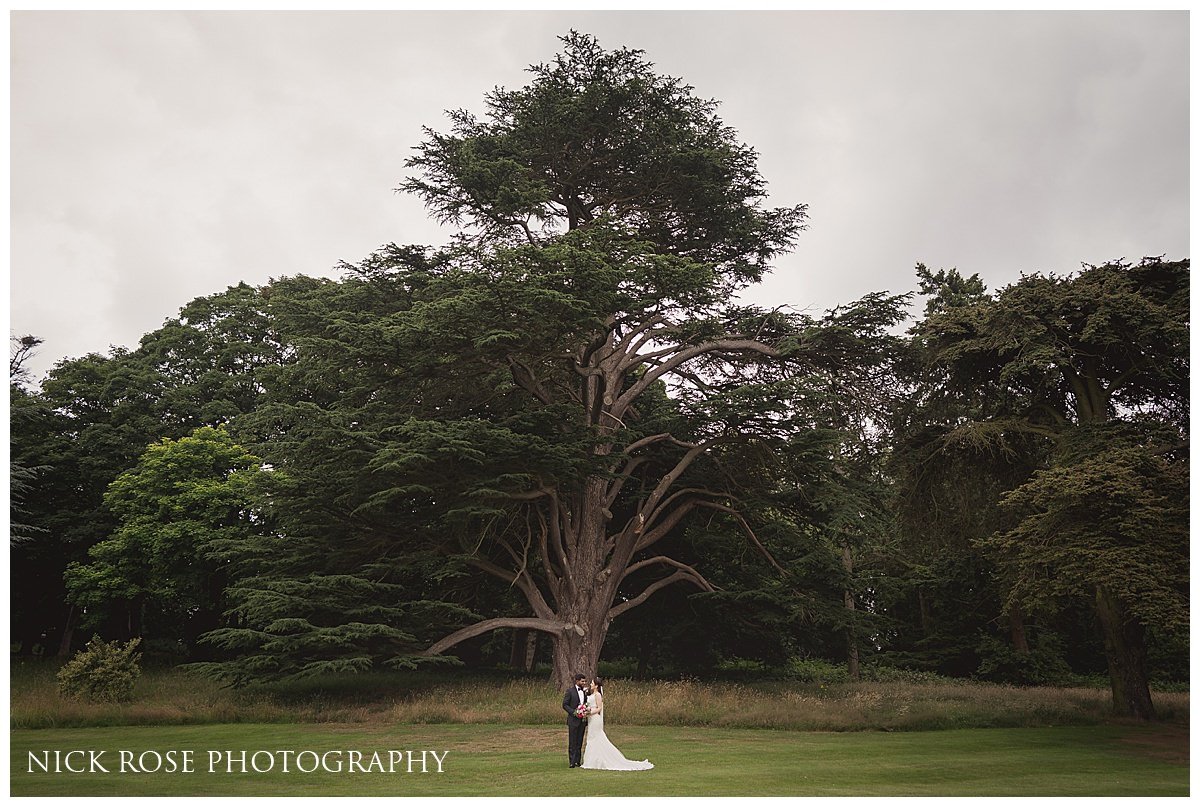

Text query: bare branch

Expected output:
[630,498,700,553]
[614,338,780,415]
[518,218,539,246]
[532,507,561,601]
[464,556,555,620]
[622,432,675,455]
[620,555,718,592]
[637,437,733,525]
[423,617,571,656]
[548,495,576,594]
[619,322,684,373]
[499,487,557,502]
[605,456,646,509]
[611,314,667,367]
[608,570,711,620]
[693,501,789,576]
[508,357,555,405]
[600,409,628,429]
[606,432,701,496]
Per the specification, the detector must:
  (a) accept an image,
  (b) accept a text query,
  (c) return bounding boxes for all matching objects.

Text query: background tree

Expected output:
[911,257,1188,718]
[880,269,1058,679]
[10,284,285,657]
[10,334,43,385]
[63,426,267,654]
[11,335,59,656]
[986,430,1187,715]
[190,33,911,688]
[11,334,50,546]
[190,270,486,684]
[884,417,1058,679]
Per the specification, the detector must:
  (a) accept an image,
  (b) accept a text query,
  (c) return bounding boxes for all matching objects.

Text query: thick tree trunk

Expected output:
[523,631,538,673]
[550,510,613,689]
[508,629,538,673]
[550,625,606,691]
[550,583,610,689]
[917,587,932,636]
[509,629,528,670]
[842,543,860,681]
[844,623,861,681]
[1094,584,1156,720]
[56,604,78,658]
[1008,604,1030,655]
[424,478,624,689]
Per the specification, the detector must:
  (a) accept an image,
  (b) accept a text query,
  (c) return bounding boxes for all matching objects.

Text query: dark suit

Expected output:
[562,685,588,766]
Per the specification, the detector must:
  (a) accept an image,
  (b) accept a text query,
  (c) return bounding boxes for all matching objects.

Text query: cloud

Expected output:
[9,11,1189,379]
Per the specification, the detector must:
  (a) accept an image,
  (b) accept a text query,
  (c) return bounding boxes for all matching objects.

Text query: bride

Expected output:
[580,677,653,771]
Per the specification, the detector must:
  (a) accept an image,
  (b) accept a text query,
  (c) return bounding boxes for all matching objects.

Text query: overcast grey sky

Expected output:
[9,10,1190,380]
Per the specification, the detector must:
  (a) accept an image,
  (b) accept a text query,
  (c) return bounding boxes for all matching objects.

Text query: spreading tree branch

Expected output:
[508,358,555,405]
[608,570,713,620]
[620,555,719,591]
[693,501,788,576]
[423,617,574,657]
[464,556,555,619]
[615,338,780,414]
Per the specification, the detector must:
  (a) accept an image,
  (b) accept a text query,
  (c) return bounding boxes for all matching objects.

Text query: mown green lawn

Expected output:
[9,722,1187,796]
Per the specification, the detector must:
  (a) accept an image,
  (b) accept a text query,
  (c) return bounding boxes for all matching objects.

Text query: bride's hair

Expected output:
[592,675,604,695]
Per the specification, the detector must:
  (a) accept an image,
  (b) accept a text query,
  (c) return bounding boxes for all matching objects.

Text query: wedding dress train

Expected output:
[580,693,653,771]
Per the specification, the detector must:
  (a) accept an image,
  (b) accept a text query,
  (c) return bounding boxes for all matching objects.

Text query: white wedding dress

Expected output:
[580,693,653,771]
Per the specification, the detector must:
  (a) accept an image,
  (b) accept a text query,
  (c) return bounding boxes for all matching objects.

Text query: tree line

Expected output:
[10,32,1187,720]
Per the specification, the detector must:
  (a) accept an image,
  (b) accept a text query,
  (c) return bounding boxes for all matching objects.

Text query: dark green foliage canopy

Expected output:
[914,258,1188,428]
[987,435,1188,636]
[64,426,265,642]
[403,30,806,289]
[8,31,1187,694]
[10,284,286,656]
[900,257,1188,709]
[190,32,919,685]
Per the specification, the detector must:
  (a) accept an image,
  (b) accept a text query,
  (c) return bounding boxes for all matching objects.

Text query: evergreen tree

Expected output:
[203,32,904,687]
[910,257,1188,717]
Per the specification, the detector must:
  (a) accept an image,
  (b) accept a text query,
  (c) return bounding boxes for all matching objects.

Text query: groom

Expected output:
[562,672,589,767]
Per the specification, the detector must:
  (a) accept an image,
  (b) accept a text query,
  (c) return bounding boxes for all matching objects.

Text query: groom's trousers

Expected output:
[567,718,586,766]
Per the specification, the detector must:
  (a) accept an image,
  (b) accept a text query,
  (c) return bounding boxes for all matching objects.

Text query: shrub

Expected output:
[56,636,143,703]
[974,633,1074,686]
[784,657,851,684]
[597,658,639,678]
[714,658,774,681]
[860,665,949,684]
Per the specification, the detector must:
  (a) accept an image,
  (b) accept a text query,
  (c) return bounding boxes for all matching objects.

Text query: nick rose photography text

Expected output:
[27,749,449,775]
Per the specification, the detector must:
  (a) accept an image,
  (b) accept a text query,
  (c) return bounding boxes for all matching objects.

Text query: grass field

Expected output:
[11,663,1188,796]
[9,721,1188,796]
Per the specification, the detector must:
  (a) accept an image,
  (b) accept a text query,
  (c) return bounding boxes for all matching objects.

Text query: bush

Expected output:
[56,636,143,703]
[974,633,1074,686]
[597,658,639,678]
[860,665,949,684]
[714,658,774,680]
[784,657,851,684]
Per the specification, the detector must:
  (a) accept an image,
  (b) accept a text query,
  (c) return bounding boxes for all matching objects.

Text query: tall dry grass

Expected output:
[10,661,1188,732]
[384,678,1189,731]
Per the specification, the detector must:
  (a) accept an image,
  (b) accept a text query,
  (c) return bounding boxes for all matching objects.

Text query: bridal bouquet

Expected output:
[574,704,588,719]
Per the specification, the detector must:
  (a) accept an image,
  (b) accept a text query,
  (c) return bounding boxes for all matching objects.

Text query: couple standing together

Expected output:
[562,673,653,771]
